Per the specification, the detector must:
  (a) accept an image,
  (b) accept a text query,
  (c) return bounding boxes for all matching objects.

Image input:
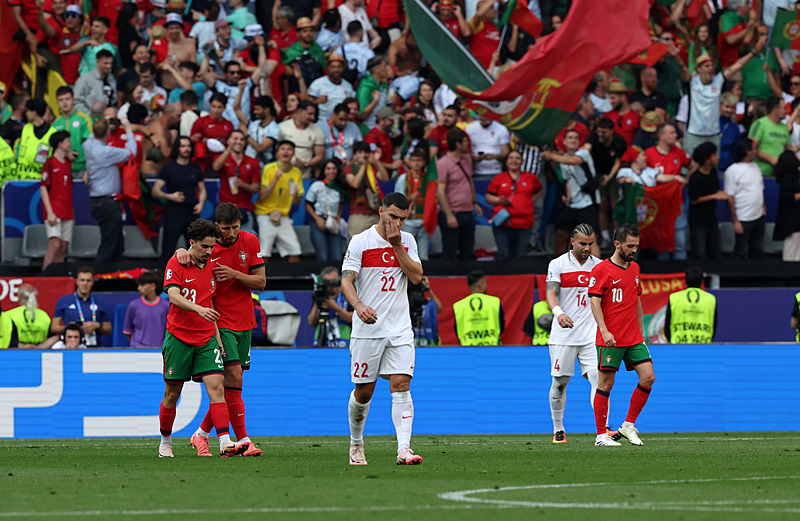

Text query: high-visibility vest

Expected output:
[15,124,56,179]
[5,306,51,345]
[668,287,716,343]
[0,138,16,182]
[0,313,13,349]
[453,293,502,346]
[795,292,800,342]
[532,300,552,346]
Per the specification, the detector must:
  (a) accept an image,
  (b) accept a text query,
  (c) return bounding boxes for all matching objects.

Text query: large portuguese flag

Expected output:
[404,0,650,146]
[770,9,800,49]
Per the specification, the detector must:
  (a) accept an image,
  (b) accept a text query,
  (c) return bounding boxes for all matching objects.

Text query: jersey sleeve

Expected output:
[247,233,265,271]
[588,264,607,298]
[53,296,67,319]
[122,303,135,335]
[342,234,362,273]
[405,232,421,264]
[163,259,183,292]
[545,258,562,284]
[635,264,643,296]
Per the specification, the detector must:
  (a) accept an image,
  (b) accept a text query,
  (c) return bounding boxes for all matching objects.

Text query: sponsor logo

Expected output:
[612,279,621,284]
[210,257,221,263]
[185,278,195,283]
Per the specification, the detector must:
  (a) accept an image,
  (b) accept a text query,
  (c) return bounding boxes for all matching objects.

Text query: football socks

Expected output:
[391,391,414,451]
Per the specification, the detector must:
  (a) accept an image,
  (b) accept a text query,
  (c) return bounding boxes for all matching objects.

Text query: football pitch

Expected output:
[2,433,799,521]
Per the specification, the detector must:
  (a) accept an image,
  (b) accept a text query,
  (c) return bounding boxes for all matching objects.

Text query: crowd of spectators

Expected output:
[1,0,800,265]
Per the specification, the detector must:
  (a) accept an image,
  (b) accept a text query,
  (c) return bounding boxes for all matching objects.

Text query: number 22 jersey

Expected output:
[164,257,216,345]
[342,225,421,339]
[588,259,643,347]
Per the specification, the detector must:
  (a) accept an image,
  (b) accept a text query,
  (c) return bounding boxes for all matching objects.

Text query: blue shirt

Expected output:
[316,27,344,52]
[83,133,138,196]
[318,119,361,161]
[306,179,343,218]
[719,115,741,171]
[168,83,208,104]
[307,75,354,122]
[54,292,111,347]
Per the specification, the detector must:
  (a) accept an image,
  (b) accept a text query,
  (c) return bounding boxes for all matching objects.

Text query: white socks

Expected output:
[219,433,232,450]
[348,390,370,445]
[587,369,599,407]
[160,435,171,445]
[549,376,570,433]
[391,391,414,451]
[196,428,210,438]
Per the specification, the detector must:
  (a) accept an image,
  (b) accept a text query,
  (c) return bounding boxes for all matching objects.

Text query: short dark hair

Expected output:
[276,139,296,151]
[444,104,459,114]
[55,86,74,98]
[139,62,156,75]
[597,117,615,130]
[25,99,47,116]
[692,141,718,164]
[178,61,199,73]
[179,89,199,107]
[210,92,228,106]
[93,15,111,28]
[685,266,704,288]
[64,322,83,335]
[406,118,427,141]
[187,218,221,242]
[409,147,427,160]
[332,102,349,116]
[137,270,161,292]
[96,49,114,61]
[171,135,195,160]
[224,61,242,73]
[367,56,385,73]
[446,128,467,150]
[467,270,485,288]
[76,265,95,277]
[323,8,341,28]
[766,96,782,114]
[215,203,242,224]
[347,20,363,38]
[563,128,581,140]
[382,192,409,210]
[733,137,753,163]
[614,223,640,243]
[127,103,148,124]
[353,141,370,154]
[49,130,71,149]
[297,99,315,113]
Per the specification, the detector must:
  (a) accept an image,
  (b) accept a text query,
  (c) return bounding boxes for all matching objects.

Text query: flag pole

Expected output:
[496,23,508,58]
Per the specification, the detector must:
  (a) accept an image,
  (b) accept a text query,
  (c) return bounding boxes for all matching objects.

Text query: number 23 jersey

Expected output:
[588,259,643,347]
[163,257,216,345]
[342,225,421,339]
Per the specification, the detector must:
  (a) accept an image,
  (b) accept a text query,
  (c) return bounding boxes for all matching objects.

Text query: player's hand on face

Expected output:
[557,313,574,328]
[354,302,378,324]
[197,306,220,321]
[212,263,237,281]
[602,330,616,347]
[385,218,402,245]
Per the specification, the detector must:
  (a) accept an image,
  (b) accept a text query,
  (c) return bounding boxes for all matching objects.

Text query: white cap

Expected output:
[164,13,183,26]
[244,24,264,39]
[206,139,225,153]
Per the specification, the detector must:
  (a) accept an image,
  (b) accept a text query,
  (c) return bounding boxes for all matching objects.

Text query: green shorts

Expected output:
[219,329,252,370]
[162,331,224,383]
[597,342,652,372]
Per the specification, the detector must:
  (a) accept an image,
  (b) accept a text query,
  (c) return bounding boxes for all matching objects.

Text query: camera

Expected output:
[311,273,340,305]
[407,281,428,319]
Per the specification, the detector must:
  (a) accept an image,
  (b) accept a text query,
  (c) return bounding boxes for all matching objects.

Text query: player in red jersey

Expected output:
[176,204,266,457]
[588,224,655,447]
[158,218,251,458]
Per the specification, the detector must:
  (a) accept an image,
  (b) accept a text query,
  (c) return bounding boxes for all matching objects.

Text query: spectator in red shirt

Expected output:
[433,0,471,40]
[92,0,123,45]
[468,0,500,70]
[37,3,84,84]
[35,0,67,55]
[718,0,758,69]
[190,92,234,172]
[10,0,40,52]
[40,130,74,271]
[270,4,299,50]
[604,81,641,147]
[366,0,404,33]
[212,130,262,234]
[365,106,403,172]
[429,104,461,156]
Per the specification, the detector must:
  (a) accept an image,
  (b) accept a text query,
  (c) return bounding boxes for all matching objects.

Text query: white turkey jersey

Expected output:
[546,251,601,345]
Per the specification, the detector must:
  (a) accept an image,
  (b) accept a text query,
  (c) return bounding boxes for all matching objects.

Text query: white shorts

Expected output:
[45,218,74,241]
[549,342,597,377]
[350,336,416,383]
[256,215,302,257]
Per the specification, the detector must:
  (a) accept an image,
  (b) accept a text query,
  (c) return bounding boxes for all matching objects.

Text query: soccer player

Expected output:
[176,204,266,457]
[158,218,251,458]
[340,192,425,466]
[544,224,602,444]
[588,224,655,447]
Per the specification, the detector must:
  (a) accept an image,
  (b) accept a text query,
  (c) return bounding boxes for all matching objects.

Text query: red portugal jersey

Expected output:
[164,257,217,345]
[218,154,261,211]
[604,110,641,147]
[644,145,690,177]
[588,258,643,347]
[209,231,264,331]
[41,156,74,220]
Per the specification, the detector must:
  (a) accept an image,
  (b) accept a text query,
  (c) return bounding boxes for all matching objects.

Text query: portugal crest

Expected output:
[636,195,659,229]
[784,20,800,41]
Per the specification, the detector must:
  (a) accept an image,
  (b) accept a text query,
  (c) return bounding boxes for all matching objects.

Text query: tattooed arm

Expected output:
[341,269,377,324]
[546,280,574,329]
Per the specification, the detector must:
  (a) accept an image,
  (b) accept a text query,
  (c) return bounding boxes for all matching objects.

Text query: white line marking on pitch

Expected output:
[439,475,800,513]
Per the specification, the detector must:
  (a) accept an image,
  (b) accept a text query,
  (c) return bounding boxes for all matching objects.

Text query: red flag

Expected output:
[638,182,682,252]
[629,41,668,66]
[501,0,543,38]
[457,0,650,103]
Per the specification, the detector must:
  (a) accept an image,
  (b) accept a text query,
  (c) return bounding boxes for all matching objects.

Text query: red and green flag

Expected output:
[500,0,543,38]
[629,41,668,67]
[614,181,682,252]
[770,9,800,50]
[421,155,439,236]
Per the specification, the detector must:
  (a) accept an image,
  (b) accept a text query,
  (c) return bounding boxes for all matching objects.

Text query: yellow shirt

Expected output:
[255,161,305,216]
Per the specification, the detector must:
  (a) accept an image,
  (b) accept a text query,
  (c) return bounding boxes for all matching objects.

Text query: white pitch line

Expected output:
[439,475,800,513]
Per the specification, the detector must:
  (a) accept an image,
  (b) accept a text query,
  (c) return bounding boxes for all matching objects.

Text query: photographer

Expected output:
[308,266,353,347]
[408,276,442,346]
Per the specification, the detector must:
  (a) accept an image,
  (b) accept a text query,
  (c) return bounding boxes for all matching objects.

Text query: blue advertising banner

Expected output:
[2,344,798,439]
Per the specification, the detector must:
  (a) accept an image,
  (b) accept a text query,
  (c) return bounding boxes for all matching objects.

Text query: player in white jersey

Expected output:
[545,224,603,444]
[341,192,424,466]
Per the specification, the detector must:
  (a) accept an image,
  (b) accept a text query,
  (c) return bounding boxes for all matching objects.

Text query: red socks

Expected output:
[159,403,176,437]
[209,402,230,436]
[200,409,214,433]
[625,384,652,424]
[225,387,247,440]
[593,389,610,435]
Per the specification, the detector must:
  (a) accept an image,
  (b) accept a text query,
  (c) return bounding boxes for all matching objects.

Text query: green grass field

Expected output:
[2,433,799,521]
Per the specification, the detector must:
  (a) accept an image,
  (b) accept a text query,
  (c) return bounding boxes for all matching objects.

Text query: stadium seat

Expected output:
[21,224,48,260]
[293,225,316,257]
[123,226,161,259]
[112,303,131,348]
[67,225,102,258]
[475,225,497,252]
[719,222,735,254]
[429,227,442,255]
[763,222,784,254]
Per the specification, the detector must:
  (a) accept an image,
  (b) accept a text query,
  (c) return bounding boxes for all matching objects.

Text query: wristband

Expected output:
[354,301,363,308]
[552,305,564,317]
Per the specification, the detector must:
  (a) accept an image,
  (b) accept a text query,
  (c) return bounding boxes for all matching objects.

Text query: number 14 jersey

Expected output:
[342,225,421,339]
[588,259,643,347]
[546,252,602,346]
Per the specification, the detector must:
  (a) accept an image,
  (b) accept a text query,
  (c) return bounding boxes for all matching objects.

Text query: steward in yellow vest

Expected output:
[792,292,800,342]
[0,137,16,182]
[4,284,57,348]
[529,300,552,346]
[14,99,55,180]
[453,271,504,346]
[0,310,18,349]
[665,267,716,344]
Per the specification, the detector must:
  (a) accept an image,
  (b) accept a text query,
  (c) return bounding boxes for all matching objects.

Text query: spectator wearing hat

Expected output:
[269,4,299,50]
[433,0,471,39]
[689,142,726,260]
[604,80,641,147]
[202,19,248,75]
[151,0,194,37]
[158,13,198,89]
[356,56,392,129]
[308,53,354,122]
[719,92,742,171]
[676,36,767,160]
[628,67,668,119]
[279,100,325,179]
[72,16,122,77]
[227,0,258,40]
[632,111,663,151]
[36,3,84,84]
[364,106,403,172]
[338,0,381,49]
[283,17,327,91]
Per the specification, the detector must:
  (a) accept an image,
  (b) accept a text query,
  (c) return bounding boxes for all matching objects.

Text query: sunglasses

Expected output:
[229,70,241,75]
[65,12,80,18]
[662,37,674,41]
[792,82,800,86]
